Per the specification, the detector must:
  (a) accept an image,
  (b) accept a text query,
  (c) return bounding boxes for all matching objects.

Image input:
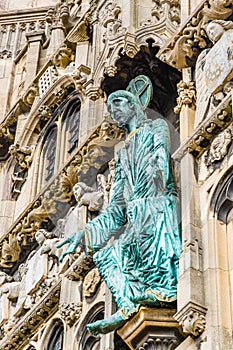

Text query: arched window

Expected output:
[39,124,58,189]
[78,306,104,350]
[62,91,81,156]
[43,126,58,182]
[45,320,64,350]
[37,91,81,192]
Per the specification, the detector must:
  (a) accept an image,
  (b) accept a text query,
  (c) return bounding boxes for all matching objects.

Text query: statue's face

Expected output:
[108,96,134,128]
[73,184,82,201]
[207,23,224,42]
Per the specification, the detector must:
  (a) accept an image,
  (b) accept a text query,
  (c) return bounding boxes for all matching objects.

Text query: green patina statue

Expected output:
[58,76,181,335]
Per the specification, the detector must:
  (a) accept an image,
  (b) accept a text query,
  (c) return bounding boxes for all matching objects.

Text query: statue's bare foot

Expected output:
[87,310,126,336]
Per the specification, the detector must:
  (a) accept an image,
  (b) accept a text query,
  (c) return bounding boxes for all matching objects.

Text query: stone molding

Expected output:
[0,281,60,350]
[174,302,207,337]
[172,92,232,161]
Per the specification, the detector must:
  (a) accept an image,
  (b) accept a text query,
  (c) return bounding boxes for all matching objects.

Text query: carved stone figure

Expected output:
[73,182,104,211]
[53,44,75,69]
[204,127,232,171]
[58,76,181,335]
[83,267,102,297]
[195,20,233,127]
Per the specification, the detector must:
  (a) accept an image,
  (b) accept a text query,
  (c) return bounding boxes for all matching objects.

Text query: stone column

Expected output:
[47,25,66,56]
[173,152,207,339]
[117,308,184,350]
[25,30,45,89]
[174,69,196,142]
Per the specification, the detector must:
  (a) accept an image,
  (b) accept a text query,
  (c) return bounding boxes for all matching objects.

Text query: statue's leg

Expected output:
[87,241,141,335]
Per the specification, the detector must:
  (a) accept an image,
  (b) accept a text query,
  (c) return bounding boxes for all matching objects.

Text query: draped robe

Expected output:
[84,118,181,310]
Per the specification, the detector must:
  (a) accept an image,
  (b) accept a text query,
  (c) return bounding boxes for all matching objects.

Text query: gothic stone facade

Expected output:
[0,0,232,349]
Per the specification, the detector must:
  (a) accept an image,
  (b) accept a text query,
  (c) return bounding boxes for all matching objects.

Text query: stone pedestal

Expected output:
[117,307,185,350]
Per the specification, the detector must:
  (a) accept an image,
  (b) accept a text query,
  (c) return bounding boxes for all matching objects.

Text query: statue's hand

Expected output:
[57,229,85,262]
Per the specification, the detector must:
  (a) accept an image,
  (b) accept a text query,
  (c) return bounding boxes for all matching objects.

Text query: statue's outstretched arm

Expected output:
[58,162,126,259]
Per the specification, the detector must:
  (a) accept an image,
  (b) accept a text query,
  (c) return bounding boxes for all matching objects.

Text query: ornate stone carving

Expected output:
[152,0,180,26]
[121,32,140,59]
[0,234,21,269]
[73,182,104,211]
[158,0,233,70]
[138,337,178,350]
[23,85,39,106]
[0,120,124,270]
[174,302,207,338]
[204,126,232,170]
[174,80,196,114]
[45,0,79,31]
[53,44,75,69]
[100,0,125,43]
[9,144,34,170]
[195,20,233,128]
[72,65,91,93]
[186,92,232,158]
[37,105,52,121]
[83,267,101,297]
[59,302,82,326]
[0,283,60,350]
[180,310,206,337]
[67,253,94,281]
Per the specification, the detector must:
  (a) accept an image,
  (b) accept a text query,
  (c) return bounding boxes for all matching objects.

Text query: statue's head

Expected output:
[107,90,145,128]
[206,20,233,43]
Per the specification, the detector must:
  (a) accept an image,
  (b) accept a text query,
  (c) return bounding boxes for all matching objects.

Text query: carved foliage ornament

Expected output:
[59,302,82,326]
[181,310,206,337]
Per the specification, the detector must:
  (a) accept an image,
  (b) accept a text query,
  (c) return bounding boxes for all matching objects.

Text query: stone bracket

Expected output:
[174,302,207,337]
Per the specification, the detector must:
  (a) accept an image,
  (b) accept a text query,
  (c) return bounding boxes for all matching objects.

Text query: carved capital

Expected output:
[174,81,196,114]
[59,302,82,326]
[174,302,207,337]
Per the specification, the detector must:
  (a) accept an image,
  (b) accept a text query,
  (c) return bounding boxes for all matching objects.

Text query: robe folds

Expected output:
[84,118,181,308]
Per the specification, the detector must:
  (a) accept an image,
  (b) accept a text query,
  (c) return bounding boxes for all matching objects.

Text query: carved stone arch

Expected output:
[40,316,65,350]
[100,42,181,132]
[74,301,105,350]
[211,168,233,224]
